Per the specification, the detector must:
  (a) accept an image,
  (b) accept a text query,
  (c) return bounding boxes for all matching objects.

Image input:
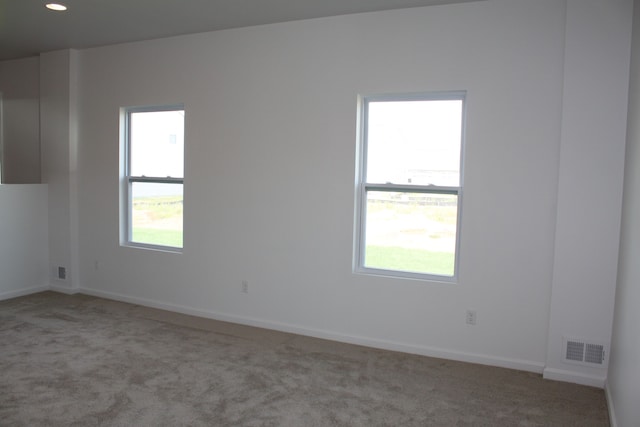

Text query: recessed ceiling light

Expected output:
[46,3,68,11]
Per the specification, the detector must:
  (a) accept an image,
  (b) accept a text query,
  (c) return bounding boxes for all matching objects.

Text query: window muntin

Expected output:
[357,93,465,280]
[124,106,184,251]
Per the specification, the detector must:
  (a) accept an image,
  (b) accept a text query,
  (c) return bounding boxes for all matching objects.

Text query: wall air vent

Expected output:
[53,266,67,281]
[584,343,606,364]
[563,337,606,366]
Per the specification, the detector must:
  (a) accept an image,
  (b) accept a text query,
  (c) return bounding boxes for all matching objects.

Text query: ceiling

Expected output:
[0,0,481,61]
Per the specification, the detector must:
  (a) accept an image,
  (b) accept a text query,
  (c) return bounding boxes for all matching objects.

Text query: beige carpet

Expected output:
[0,292,609,426]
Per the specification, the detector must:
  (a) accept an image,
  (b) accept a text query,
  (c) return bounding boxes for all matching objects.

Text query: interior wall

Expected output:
[544,0,633,387]
[0,185,49,299]
[76,0,567,372]
[0,57,40,184]
[608,0,640,424]
[40,49,80,292]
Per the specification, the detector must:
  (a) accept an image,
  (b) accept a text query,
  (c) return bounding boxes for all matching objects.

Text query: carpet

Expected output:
[0,292,609,426]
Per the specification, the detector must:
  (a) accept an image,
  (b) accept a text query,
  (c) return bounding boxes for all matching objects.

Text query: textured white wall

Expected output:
[0,57,40,184]
[0,185,49,299]
[608,0,640,424]
[76,0,567,372]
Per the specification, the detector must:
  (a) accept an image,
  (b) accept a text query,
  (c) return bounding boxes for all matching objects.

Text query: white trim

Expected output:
[78,286,544,374]
[0,91,4,183]
[542,367,606,388]
[605,381,618,427]
[0,285,49,301]
[49,284,80,295]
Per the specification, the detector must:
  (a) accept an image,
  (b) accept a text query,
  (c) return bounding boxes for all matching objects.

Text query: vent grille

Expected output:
[54,266,67,281]
[585,343,605,364]
[566,341,585,362]
[563,338,605,365]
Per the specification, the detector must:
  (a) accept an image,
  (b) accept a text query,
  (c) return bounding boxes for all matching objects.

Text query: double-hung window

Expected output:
[123,105,185,251]
[356,92,465,281]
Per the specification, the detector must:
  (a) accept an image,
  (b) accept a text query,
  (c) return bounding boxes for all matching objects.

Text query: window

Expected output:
[122,105,185,250]
[0,92,3,183]
[356,92,465,280]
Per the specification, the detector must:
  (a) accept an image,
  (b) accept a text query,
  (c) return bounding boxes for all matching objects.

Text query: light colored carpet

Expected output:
[0,292,609,426]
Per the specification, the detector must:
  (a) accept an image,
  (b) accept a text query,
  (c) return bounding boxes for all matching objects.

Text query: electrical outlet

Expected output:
[466,310,477,325]
[241,280,249,293]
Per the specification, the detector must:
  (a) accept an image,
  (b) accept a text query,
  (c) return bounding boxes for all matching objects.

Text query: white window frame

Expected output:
[0,92,4,183]
[355,91,466,282]
[121,104,185,252]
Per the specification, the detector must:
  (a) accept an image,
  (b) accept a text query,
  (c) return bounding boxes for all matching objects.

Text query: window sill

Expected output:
[355,266,457,284]
[121,242,183,254]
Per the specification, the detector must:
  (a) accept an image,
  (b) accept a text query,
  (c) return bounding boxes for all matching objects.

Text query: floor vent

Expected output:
[563,338,605,365]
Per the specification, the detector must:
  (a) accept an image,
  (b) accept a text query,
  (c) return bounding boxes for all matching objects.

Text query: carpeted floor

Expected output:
[0,292,609,426]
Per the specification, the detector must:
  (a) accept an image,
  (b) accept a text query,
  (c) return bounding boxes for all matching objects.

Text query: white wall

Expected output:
[0,57,40,184]
[77,0,568,373]
[607,0,640,425]
[0,58,49,299]
[40,49,80,292]
[544,0,633,387]
[0,185,49,299]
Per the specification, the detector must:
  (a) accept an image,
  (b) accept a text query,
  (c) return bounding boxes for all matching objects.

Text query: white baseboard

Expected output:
[79,287,545,375]
[0,285,49,301]
[543,367,606,388]
[49,284,80,295]
[604,382,618,427]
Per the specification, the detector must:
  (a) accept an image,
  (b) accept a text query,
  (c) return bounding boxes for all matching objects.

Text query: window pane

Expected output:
[130,110,184,178]
[131,182,183,248]
[364,191,457,276]
[366,100,462,186]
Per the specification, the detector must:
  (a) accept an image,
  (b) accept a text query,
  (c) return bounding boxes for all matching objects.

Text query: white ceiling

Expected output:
[0,0,482,61]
